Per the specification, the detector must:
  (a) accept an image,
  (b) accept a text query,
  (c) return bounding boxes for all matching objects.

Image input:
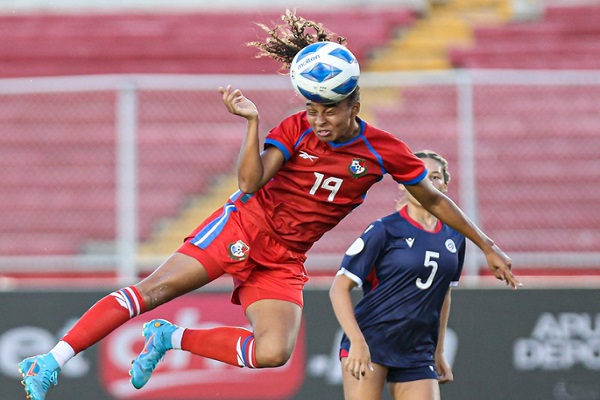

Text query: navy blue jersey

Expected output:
[338,206,466,368]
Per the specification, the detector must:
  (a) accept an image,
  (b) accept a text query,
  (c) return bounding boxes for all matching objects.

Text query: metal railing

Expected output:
[1,70,598,284]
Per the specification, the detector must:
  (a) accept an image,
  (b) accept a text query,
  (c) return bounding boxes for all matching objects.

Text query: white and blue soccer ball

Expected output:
[290,41,360,103]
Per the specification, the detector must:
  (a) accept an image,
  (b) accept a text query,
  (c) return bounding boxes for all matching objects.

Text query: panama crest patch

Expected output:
[348,158,368,178]
[228,240,250,260]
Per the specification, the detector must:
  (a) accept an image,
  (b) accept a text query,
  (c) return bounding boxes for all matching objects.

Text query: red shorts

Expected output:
[177,204,309,311]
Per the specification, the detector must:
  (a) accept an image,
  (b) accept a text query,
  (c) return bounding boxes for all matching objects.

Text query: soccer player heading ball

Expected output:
[19,9,520,400]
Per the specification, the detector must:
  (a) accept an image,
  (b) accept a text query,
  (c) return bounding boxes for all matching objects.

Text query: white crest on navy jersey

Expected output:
[445,239,457,253]
[346,238,365,256]
[405,238,415,248]
[299,150,318,161]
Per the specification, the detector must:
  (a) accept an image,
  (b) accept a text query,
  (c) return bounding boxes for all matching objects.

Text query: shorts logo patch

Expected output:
[348,158,368,178]
[228,240,250,260]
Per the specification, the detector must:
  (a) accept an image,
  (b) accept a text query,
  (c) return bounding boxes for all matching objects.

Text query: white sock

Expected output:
[171,327,185,350]
[49,341,76,368]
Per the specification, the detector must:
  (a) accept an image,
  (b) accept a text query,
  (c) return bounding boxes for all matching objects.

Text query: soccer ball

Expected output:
[290,41,360,103]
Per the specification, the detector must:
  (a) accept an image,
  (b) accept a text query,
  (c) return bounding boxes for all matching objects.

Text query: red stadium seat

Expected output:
[0,9,416,77]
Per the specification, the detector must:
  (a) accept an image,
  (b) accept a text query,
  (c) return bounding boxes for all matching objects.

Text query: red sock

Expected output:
[62,286,146,353]
[181,327,258,368]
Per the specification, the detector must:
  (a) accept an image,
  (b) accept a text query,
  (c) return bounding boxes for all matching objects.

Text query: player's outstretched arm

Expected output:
[406,179,522,289]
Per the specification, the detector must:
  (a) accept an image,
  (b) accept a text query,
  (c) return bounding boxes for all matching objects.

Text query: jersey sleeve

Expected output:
[364,126,428,185]
[263,111,308,161]
[337,220,388,287]
[386,139,427,185]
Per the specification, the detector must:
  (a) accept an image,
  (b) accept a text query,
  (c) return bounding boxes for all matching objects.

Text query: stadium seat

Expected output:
[448,4,600,69]
[0,9,416,78]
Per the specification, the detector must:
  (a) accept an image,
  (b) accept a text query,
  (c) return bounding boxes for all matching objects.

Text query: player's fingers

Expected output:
[442,370,454,383]
[354,366,363,380]
[504,269,523,289]
[344,360,358,379]
[348,361,362,380]
[359,364,367,377]
[220,84,231,97]
[491,266,505,281]
[342,358,351,373]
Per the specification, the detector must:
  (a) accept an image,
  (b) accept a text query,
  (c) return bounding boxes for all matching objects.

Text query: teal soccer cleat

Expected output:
[130,319,178,389]
[18,353,61,400]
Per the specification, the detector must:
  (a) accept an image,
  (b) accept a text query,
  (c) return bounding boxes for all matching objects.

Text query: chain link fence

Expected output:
[0,71,598,283]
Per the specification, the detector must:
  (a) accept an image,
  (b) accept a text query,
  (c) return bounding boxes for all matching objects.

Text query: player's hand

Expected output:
[219,85,258,120]
[485,244,522,289]
[343,340,374,380]
[435,354,454,384]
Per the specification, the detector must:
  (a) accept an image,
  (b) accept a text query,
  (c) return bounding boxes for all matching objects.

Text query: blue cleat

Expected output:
[130,319,178,389]
[18,354,61,400]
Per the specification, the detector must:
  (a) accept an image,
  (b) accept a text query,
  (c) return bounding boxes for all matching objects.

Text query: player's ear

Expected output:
[351,101,360,116]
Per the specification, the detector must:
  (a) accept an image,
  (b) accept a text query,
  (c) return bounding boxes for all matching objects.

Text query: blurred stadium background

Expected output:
[1,0,599,399]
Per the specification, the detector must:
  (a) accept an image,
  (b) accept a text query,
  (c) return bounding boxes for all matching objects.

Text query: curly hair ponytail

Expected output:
[247,9,347,71]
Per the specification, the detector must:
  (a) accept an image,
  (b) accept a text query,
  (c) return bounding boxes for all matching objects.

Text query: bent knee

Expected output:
[255,345,293,368]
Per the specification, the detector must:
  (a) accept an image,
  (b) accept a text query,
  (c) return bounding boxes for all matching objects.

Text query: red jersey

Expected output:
[232,110,426,253]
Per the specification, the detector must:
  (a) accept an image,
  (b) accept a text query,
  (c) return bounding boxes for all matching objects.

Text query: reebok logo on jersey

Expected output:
[405,238,415,247]
[299,151,318,162]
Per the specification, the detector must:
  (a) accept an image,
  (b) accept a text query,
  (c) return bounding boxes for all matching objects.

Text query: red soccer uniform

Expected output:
[180,110,427,308]
[232,110,427,253]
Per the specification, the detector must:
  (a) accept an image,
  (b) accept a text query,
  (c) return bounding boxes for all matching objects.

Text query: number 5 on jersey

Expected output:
[416,251,440,290]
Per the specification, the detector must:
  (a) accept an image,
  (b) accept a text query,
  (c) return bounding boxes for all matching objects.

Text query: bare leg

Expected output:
[19,252,216,399]
[245,299,303,367]
[341,362,387,400]
[135,252,213,310]
[388,379,440,400]
[60,252,213,354]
